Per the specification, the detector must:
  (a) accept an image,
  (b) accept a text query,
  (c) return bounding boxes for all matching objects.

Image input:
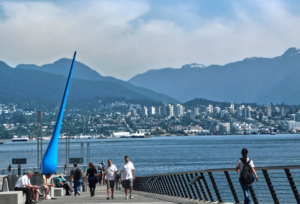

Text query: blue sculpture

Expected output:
[42,52,76,175]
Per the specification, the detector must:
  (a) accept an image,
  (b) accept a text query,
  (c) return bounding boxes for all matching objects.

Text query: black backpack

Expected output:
[240,158,255,184]
[75,168,82,179]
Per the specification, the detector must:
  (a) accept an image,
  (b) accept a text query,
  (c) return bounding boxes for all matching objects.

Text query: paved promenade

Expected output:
[42,184,176,204]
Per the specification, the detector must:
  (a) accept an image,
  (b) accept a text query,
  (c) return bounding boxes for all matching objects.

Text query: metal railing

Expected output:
[0,165,89,176]
[133,165,300,204]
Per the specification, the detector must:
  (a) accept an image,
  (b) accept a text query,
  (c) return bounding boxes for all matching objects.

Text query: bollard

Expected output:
[18,165,21,176]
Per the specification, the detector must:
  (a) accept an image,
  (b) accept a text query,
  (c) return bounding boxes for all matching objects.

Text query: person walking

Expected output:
[116,171,121,190]
[85,162,98,197]
[8,164,11,175]
[70,162,83,196]
[103,159,118,200]
[236,148,259,204]
[120,156,135,199]
[98,163,103,185]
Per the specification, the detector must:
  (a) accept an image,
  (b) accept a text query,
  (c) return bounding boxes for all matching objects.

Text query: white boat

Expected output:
[12,136,29,142]
[79,135,92,139]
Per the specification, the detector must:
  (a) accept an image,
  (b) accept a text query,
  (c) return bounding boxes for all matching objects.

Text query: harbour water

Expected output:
[0,134,299,176]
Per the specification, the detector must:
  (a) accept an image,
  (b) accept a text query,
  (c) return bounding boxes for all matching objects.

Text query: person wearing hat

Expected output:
[56,174,72,195]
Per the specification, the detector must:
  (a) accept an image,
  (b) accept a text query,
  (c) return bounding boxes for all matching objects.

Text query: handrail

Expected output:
[136,165,300,177]
[134,165,300,204]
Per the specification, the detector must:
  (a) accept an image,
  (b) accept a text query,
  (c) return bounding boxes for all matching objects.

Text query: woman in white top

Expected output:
[236,148,259,204]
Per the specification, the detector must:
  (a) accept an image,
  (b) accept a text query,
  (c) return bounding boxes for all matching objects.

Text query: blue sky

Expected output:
[1,0,300,80]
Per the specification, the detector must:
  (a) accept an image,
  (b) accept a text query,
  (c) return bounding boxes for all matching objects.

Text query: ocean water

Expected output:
[0,134,299,176]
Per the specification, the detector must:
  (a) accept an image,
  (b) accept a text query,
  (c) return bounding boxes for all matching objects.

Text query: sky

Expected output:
[1,0,300,80]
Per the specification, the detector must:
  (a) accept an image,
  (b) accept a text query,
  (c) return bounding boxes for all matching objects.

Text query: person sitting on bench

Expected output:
[15,171,43,204]
[56,174,71,195]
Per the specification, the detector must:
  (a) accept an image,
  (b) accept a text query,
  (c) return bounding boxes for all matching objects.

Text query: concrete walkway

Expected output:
[41,184,176,204]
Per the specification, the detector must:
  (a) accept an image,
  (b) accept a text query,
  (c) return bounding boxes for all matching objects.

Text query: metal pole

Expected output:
[87,143,90,166]
[37,111,40,170]
[68,132,70,171]
[66,131,69,173]
[81,143,84,168]
[40,112,43,174]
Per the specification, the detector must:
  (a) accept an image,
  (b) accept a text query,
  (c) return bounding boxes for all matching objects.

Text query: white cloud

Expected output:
[0,0,300,80]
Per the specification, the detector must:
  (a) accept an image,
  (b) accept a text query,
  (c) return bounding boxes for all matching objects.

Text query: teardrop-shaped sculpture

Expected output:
[42,52,76,175]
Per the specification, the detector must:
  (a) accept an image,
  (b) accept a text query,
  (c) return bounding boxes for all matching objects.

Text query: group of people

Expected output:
[72,155,135,200]
[13,150,257,204]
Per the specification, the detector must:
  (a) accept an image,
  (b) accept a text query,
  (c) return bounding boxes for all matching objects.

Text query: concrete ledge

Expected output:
[51,187,64,197]
[0,191,25,204]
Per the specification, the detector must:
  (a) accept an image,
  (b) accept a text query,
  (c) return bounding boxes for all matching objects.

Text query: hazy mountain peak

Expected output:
[243,57,259,61]
[181,63,206,69]
[282,47,300,57]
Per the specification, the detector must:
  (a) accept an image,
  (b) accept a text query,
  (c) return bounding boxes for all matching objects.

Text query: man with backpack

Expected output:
[236,148,259,204]
[70,162,83,196]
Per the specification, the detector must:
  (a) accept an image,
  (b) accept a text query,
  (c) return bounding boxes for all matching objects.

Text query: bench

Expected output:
[0,173,44,204]
[0,175,26,204]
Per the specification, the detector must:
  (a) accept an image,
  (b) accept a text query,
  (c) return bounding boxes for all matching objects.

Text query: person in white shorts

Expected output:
[120,155,135,199]
[103,159,118,200]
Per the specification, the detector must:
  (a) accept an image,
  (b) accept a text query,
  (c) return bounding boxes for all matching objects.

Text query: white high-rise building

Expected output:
[161,103,168,116]
[150,106,156,115]
[175,104,184,116]
[193,107,199,116]
[221,110,228,118]
[142,106,148,116]
[206,105,213,114]
[214,107,220,114]
[167,104,174,117]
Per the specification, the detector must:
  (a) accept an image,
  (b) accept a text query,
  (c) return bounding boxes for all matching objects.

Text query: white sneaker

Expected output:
[130,195,133,199]
[125,196,128,199]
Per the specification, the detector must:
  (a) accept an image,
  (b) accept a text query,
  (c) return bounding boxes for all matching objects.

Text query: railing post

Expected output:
[248,184,259,204]
[166,175,176,196]
[284,169,300,204]
[163,175,173,196]
[174,175,184,197]
[224,171,240,203]
[179,174,192,199]
[262,169,279,204]
[200,172,214,201]
[208,172,222,202]
[195,173,208,200]
[182,174,194,199]
[177,174,189,198]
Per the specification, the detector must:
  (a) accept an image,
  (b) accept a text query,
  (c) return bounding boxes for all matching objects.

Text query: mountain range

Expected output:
[128,48,300,105]
[0,59,179,105]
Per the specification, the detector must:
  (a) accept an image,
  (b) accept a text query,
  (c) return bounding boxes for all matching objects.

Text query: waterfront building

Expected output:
[219,123,230,133]
[285,120,300,130]
[296,112,300,121]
